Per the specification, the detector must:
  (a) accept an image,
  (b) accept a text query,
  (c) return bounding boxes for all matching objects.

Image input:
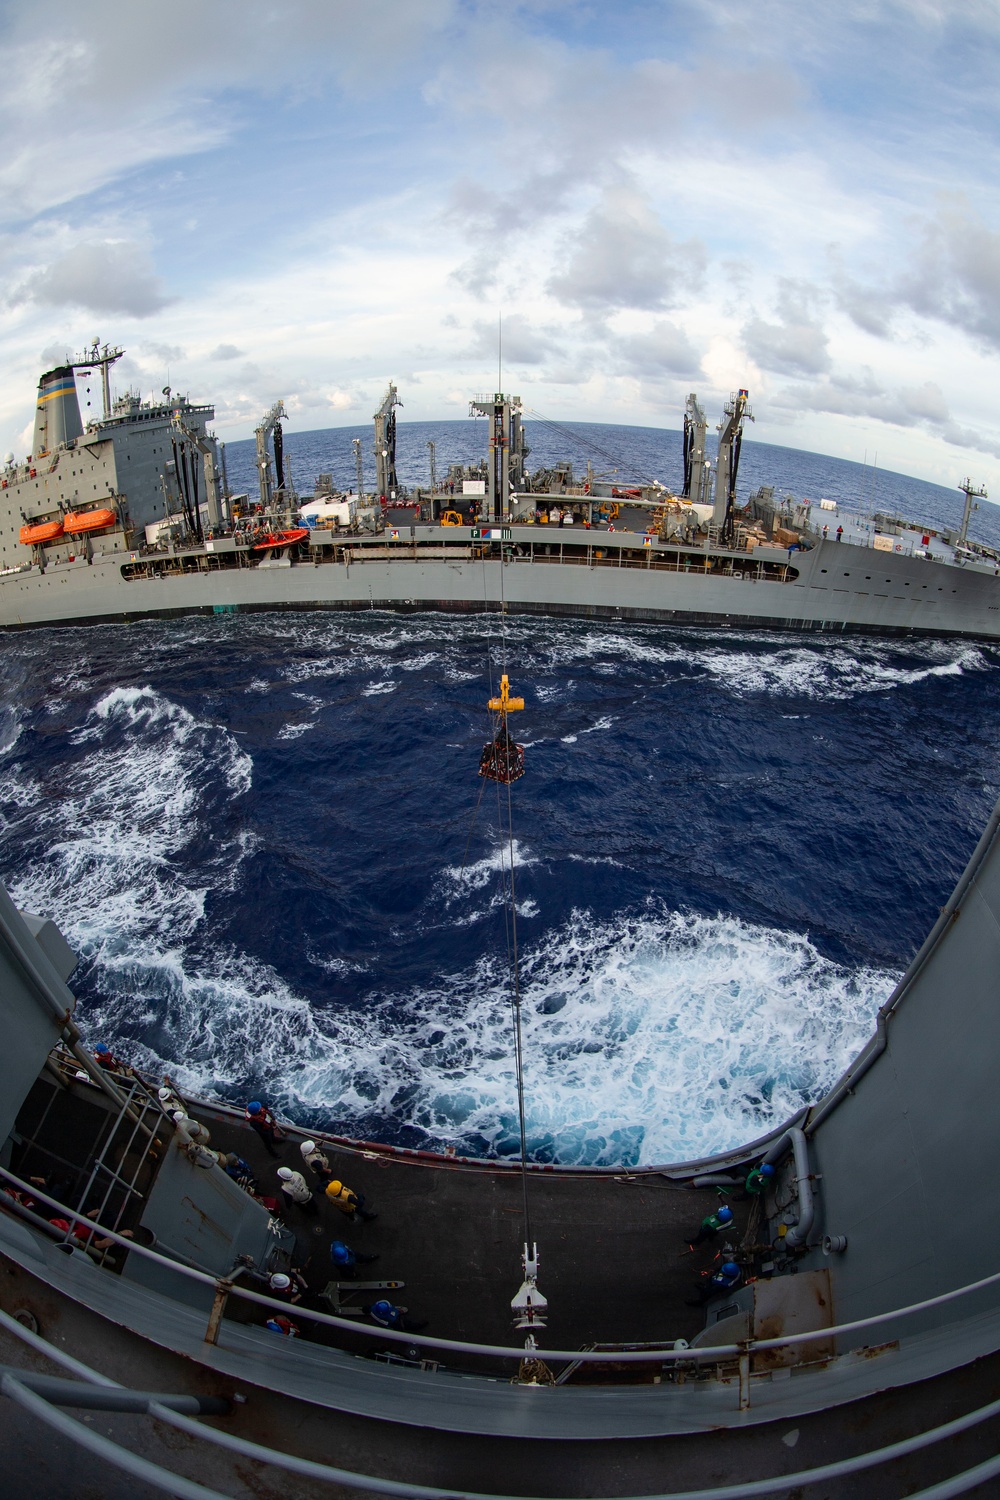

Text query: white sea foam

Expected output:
[7,683,255,1010]
[515,623,993,702]
[284,905,894,1165]
[441,839,538,896]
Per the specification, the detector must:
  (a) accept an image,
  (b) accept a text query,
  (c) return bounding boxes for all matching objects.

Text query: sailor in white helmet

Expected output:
[157,1079,184,1114]
[300,1139,334,1182]
[276,1166,318,1215]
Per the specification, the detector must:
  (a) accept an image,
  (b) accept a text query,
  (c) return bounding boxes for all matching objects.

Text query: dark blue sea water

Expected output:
[2,422,999,1167]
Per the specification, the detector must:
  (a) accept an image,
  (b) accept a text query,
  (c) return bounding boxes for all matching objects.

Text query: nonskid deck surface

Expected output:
[178,1101,745,1359]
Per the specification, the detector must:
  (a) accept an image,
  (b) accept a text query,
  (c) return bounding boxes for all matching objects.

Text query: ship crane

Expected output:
[255,400,288,511]
[713,389,753,545]
[373,383,402,503]
[682,393,711,507]
[170,414,224,531]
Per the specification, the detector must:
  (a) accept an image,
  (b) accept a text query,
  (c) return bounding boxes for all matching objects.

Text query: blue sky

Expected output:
[2,0,999,493]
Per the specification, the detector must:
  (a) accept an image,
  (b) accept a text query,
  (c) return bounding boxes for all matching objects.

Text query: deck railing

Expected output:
[2,1164,998,1379]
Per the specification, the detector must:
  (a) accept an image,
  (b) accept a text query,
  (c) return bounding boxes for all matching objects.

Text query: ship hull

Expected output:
[2,535,1000,639]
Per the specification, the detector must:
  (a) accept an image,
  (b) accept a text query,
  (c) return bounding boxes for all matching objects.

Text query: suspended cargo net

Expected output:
[478,674,526,785]
[479,724,525,784]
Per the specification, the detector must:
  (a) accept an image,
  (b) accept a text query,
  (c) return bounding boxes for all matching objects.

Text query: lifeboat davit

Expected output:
[63,507,117,535]
[251,528,309,551]
[19,520,64,545]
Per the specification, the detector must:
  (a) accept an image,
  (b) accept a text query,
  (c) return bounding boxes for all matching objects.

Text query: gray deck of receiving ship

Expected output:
[4,748,1000,1495]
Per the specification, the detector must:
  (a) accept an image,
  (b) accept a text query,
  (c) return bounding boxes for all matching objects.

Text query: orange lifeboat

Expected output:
[19,520,64,545]
[63,507,117,535]
[251,528,309,551]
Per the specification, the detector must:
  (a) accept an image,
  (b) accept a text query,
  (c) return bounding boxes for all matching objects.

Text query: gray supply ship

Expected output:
[1,345,997,638]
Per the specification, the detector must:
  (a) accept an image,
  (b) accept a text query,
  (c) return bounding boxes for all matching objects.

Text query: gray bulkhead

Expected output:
[798,794,1000,1331]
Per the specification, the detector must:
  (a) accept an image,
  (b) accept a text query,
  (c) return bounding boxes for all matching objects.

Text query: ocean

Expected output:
[1,419,998,1167]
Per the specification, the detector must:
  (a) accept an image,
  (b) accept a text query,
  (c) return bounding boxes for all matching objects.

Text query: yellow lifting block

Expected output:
[488,674,524,714]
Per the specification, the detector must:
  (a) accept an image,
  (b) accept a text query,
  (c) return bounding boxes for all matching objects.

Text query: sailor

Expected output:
[325,1179,378,1222]
[157,1079,184,1115]
[685,1204,734,1247]
[276,1166,318,1215]
[836,525,844,542]
[688,1260,743,1305]
[265,1314,300,1337]
[300,1139,334,1182]
[93,1042,127,1073]
[268,1270,306,1304]
[330,1240,380,1278]
[744,1162,776,1198]
[245,1100,285,1157]
[224,1153,257,1191]
[364,1299,426,1333]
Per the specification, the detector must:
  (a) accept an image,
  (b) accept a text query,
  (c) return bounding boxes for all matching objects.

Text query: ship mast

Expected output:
[70,339,124,420]
[469,394,526,522]
[957,478,987,551]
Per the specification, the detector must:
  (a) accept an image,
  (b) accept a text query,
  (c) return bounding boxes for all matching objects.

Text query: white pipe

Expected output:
[763,1126,815,1248]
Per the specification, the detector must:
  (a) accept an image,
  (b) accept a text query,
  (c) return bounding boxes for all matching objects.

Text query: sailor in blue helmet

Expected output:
[688,1260,743,1306]
[93,1041,127,1073]
[744,1162,776,1198]
[364,1299,427,1333]
[330,1240,380,1279]
[685,1203,735,1247]
[244,1099,284,1157]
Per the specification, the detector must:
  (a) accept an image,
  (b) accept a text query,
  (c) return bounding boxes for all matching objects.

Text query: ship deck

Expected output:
[170,1099,756,1362]
[5,1069,758,1368]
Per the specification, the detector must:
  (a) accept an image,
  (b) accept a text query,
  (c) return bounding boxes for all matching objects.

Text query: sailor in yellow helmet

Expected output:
[325,1178,378,1222]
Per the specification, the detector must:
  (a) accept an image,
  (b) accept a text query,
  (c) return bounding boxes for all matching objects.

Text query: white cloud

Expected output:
[16,242,172,318]
[742,281,831,377]
[614,320,704,379]
[547,186,705,314]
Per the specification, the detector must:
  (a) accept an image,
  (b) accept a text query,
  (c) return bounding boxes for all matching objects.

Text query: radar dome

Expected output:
[2,452,12,465]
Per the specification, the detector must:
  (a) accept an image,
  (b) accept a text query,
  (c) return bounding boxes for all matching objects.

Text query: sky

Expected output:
[1,0,1000,493]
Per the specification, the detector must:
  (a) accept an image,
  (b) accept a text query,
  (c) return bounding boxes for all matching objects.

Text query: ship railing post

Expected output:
[205,1279,232,1346]
[738,1341,751,1411]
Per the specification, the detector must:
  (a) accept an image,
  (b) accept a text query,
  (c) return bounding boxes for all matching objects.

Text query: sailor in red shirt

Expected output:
[244,1100,284,1157]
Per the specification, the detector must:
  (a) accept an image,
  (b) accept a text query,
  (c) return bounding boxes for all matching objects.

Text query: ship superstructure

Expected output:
[1,342,226,579]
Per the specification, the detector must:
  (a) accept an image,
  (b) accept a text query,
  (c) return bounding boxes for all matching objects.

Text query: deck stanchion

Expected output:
[205,1280,231,1346]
